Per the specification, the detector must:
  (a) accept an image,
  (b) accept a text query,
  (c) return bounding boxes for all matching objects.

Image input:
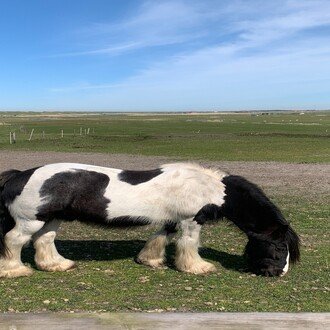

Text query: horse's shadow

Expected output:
[22,239,248,273]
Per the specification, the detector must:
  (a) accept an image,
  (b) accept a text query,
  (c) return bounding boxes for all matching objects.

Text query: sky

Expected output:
[1,0,330,111]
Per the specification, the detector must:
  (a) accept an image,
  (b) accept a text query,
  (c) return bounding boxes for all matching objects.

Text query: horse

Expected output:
[0,162,300,278]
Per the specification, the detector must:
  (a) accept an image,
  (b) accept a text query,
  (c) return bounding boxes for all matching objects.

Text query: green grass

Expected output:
[0,196,328,312]
[1,111,329,162]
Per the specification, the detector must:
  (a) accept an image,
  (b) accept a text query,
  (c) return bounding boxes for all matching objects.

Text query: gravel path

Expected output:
[0,151,329,198]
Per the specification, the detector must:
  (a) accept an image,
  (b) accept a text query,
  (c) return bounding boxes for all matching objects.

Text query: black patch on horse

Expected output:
[0,207,15,258]
[0,168,34,257]
[1,167,39,204]
[37,170,110,225]
[193,204,222,225]
[163,221,178,234]
[107,216,152,227]
[118,168,162,185]
[220,175,287,235]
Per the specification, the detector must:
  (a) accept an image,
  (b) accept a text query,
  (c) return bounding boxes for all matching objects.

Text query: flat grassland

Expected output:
[0,111,329,313]
[0,111,329,162]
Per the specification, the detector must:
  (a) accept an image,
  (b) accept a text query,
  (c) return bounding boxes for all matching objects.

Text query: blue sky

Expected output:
[1,0,330,111]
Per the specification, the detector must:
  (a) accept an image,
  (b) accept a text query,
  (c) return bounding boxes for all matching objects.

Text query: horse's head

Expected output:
[244,226,300,277]
[245,237,289,276]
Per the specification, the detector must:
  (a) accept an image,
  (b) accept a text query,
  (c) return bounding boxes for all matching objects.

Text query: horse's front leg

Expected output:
[135,222,178,268]
[175,218,216,274]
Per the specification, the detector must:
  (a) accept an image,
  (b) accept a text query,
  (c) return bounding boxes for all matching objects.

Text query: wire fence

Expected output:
[1,127,95,145]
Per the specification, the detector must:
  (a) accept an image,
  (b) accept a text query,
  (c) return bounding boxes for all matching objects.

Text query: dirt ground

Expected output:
[0,151,329,199]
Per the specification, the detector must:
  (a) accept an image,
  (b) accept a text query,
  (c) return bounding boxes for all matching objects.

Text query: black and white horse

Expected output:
[0,162,300,278]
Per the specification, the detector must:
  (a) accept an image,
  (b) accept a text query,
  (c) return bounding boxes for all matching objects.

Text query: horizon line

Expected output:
[0,109,329,114]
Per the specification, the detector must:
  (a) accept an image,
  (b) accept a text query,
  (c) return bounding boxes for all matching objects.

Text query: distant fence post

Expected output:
[61,129,64,138]
[80,127,82,135]
[9,132,12,144]
[87,128,90,135]
[28,129,34,141]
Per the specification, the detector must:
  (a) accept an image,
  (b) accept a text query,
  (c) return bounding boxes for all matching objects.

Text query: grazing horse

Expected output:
[0,163,300,278]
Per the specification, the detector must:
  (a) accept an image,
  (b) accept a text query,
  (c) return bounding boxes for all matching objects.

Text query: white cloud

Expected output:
[238,1,330,45]
[49,42,141,58]
[54,0,220,58]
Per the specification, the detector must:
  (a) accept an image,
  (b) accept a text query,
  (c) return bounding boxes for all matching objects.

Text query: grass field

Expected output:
[0,111,329,313]
[0,111,329,162]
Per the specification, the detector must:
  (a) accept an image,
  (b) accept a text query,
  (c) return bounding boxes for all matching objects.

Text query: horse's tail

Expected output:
[0,169,20,257]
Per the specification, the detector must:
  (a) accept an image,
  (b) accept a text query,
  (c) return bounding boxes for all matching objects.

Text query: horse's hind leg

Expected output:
[0,219,45,278]
[136,222,178,268]
[175,218,216,274]
[33,220,75,272]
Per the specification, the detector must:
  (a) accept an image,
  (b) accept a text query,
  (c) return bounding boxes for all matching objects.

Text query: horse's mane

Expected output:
[161,162,227,180]
[220,175,300,263]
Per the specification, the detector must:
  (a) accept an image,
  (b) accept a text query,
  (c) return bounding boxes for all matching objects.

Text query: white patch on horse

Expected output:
[281,251,290,276]
[105,163,227,223]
